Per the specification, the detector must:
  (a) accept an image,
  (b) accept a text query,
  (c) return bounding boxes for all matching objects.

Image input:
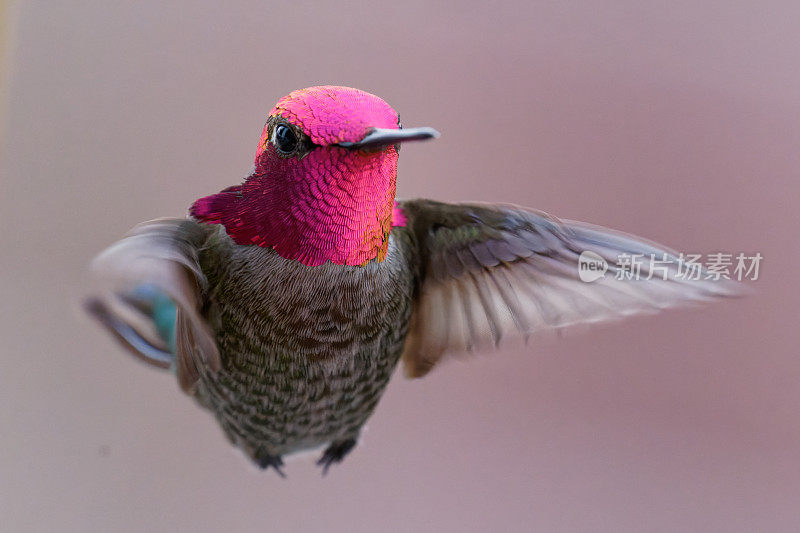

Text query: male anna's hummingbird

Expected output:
[87,86,737,475]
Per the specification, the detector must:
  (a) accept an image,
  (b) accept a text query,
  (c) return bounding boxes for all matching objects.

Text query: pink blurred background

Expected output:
[2,1,799,531]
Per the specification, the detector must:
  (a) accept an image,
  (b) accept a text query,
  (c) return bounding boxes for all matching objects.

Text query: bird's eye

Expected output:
[274,124,299,154]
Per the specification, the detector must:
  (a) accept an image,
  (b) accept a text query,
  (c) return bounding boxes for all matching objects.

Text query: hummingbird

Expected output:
[87,85,738,475]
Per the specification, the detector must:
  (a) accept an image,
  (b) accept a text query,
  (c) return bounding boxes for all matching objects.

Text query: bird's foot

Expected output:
[316,438,357,476]
[255,449,286,478]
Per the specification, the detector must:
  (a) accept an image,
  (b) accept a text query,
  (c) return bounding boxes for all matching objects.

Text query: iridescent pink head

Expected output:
[191,86,438,266]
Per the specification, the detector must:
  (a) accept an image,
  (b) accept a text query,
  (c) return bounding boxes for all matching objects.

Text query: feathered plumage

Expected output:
[87,86,741,474]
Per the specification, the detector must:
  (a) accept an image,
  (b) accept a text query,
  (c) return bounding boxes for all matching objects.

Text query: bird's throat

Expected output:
[190,148,404,267]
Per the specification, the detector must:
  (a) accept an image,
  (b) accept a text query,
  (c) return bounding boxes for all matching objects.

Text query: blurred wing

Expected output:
[86,219,219,393]
[398,199,742,378]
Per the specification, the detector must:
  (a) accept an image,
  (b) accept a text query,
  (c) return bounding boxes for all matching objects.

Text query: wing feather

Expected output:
[88,218,219,393]
[399,200,744,377]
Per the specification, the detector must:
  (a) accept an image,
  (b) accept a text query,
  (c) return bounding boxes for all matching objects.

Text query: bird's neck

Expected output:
[190,149,403,266]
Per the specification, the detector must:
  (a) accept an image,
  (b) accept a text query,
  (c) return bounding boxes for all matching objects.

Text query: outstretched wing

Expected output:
[86,219,219,393]
[398,199,742,378]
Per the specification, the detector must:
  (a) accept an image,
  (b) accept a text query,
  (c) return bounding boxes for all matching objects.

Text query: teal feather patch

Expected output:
[132,284,177,352]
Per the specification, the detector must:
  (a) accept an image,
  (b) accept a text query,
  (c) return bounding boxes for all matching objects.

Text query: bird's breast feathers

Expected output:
[197,224,417,365]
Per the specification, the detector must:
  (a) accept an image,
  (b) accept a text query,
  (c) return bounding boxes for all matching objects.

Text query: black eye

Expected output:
[274,124,298,154]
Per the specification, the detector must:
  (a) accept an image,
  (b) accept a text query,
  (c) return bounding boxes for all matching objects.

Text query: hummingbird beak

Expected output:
[338,127,440,150]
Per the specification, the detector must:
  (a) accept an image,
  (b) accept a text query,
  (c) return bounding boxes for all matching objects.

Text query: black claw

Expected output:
[256,451,286,478]
[316,438,357,476]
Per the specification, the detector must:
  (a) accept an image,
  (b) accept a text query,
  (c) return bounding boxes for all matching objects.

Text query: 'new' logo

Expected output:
[578,251,608,282]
